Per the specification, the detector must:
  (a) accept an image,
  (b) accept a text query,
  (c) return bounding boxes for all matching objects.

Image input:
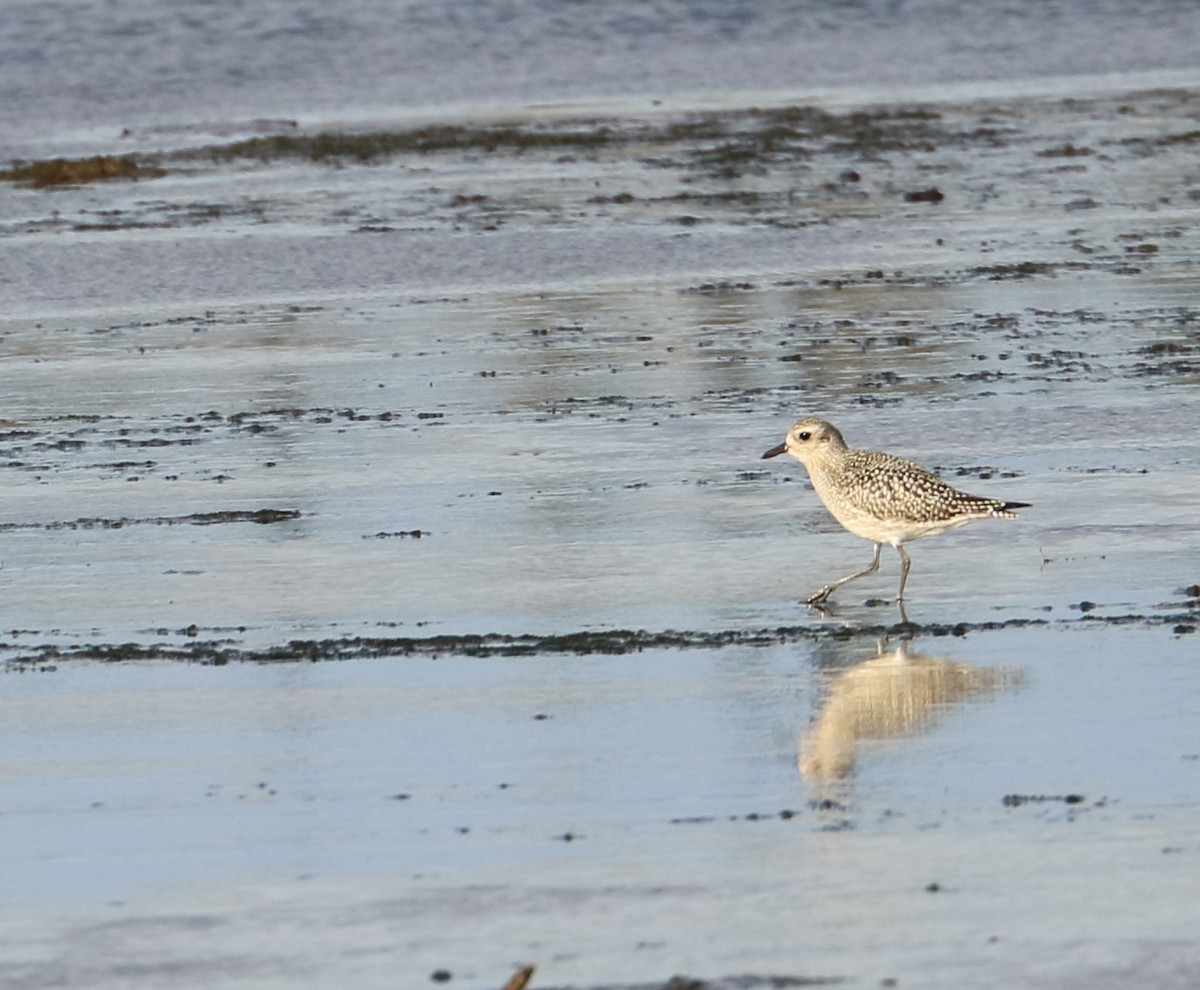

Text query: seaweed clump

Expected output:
[0,155,166,188]
[201,125,614,164]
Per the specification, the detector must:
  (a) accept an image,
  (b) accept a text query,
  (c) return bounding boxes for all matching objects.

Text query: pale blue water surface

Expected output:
[2,2,1200,988]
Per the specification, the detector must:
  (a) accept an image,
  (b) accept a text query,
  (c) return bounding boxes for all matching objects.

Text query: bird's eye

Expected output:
[797,431,811,441]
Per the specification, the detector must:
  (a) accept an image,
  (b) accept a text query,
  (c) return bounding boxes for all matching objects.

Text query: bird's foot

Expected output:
[804,588,834,611]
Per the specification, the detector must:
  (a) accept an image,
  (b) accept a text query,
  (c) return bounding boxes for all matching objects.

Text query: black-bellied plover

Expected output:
[762,417,1029,606]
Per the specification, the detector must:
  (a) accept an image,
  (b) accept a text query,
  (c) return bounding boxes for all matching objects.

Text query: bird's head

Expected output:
[761,417,845,466]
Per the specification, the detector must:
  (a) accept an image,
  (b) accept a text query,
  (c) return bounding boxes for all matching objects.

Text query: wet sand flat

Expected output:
[2,80,1200,988]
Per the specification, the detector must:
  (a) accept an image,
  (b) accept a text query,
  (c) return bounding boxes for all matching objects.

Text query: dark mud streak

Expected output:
[0,509,301,533]
[1002,793,1087,807]
[7,609,1198,668]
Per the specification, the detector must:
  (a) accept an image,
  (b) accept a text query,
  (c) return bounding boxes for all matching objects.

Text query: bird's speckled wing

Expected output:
[836,450,1000,523]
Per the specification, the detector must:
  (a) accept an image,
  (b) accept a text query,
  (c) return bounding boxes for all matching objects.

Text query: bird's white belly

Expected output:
[821,497,974,545]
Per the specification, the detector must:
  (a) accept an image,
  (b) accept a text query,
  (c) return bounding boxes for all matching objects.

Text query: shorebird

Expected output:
[762,417,1029,606]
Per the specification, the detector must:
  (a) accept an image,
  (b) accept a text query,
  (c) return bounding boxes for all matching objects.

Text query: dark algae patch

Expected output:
[0,508,300,532]
[189,106,953,168]
[11,88,1194,259]
[1002,793,1086,807]
[971,261,1062,280]
[189,509,301,525]
[106,102,994,178]
[196,124,614,163]
[0,154,166,187]
[7,602,1198,668]
[0,615,1152,668]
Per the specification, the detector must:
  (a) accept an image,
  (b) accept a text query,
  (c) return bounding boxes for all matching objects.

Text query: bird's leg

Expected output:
[806,543,882,606]
[895,544,912,602]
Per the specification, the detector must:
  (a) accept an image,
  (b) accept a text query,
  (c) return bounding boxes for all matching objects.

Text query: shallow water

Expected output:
[3,6,1200,987]
[2,0,1198,150]
[3,627,1199,989]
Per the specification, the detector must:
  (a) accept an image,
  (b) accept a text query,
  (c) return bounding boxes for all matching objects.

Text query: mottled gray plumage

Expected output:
[762,417,1029,606]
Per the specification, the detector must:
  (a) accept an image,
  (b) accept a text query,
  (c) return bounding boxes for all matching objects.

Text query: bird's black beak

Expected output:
[761,442,787,460]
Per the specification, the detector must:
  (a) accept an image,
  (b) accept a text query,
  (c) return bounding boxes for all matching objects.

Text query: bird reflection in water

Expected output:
[799,635,1020,782]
